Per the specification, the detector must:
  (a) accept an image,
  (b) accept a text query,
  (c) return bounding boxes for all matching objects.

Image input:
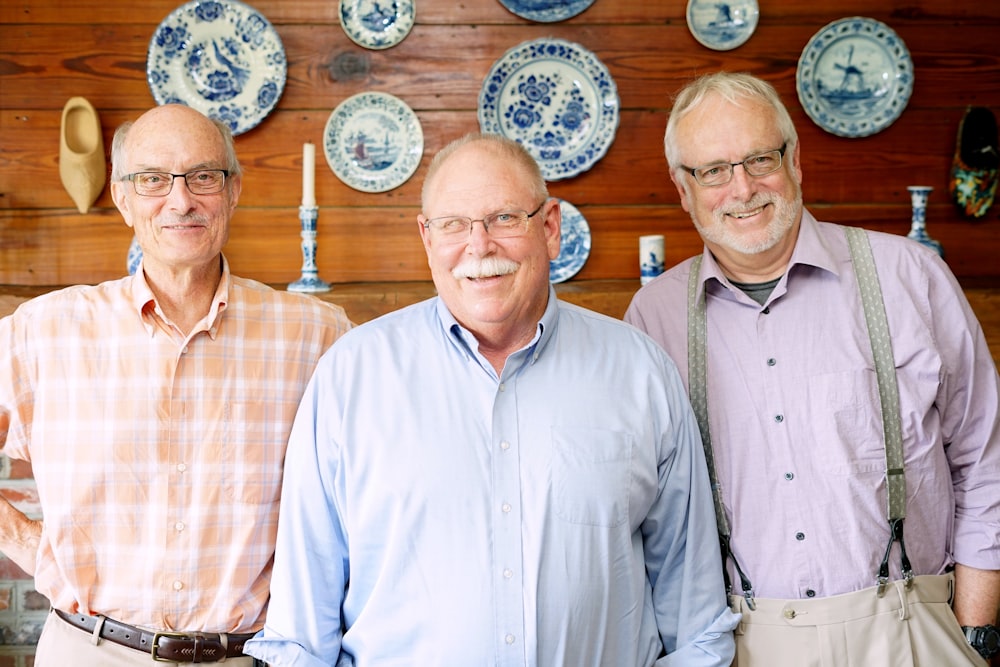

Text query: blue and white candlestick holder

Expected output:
[906,185,943,257]
[288,205,331,293]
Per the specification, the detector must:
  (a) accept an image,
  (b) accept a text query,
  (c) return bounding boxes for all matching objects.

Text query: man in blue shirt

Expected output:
[244,133,738,666]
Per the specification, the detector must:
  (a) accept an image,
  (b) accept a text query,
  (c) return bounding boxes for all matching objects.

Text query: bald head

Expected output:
[111,105,241,182]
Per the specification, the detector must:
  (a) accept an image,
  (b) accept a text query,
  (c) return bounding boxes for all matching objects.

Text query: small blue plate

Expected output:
[497,0,596,23]
[339,0,415,50]
[686,0,759,51]
[479,38,620,181]
[796,17,914,138]
[147,0,286,136]
[323,92,424,193]
[550,199,591,283]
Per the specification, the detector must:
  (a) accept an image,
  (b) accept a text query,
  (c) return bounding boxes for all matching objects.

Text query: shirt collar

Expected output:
[435,284,559,376]
[695,209,842,302]
[129,255,231,338]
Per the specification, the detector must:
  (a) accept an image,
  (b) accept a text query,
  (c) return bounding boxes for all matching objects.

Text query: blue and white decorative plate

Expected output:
[478,38,620,181]
[796,17,913,138]
[323,92,424,193]
[549,199,591,283]
[686,0,759,51]
[147,0,286,136]
[127,236,143,275]
[497,0,596,23]
[339,0,415,50]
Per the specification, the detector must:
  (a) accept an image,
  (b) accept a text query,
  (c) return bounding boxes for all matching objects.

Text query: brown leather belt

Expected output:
[54,608,255,663]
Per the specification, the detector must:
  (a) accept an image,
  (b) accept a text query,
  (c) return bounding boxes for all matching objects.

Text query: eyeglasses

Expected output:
[124,169,229,197]
[682,144,787,187]
[423,202,545,242]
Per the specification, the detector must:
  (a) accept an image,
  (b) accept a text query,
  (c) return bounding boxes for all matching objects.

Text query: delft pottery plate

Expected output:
[686,0,759,51]
[549,199,591,283]
[147,0,286,136]
[478,38,620,181]
[339,0,415,50]
[796,17,914,138]
[323,92,424,193]
[497,0,597,23]
[127,236,143,275]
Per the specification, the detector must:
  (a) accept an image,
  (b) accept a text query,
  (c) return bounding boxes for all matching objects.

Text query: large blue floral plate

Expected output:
[147,0,286,136]
[549,199,591,283]
[323,92,424,193]
[796,17,913,138]
[497,0,596,23]
[340,0,415,50]
[479,38,619,181]
[686,0,758,51]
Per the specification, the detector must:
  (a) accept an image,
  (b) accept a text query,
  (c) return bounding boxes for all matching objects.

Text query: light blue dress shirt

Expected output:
[245,289,738,666]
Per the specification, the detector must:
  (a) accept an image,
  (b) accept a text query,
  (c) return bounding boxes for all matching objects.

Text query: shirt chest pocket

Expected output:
[551,426,632,527]
[221,401,285,505]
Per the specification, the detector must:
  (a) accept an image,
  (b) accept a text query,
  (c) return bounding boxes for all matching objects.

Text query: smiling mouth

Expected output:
[728,205,766,220]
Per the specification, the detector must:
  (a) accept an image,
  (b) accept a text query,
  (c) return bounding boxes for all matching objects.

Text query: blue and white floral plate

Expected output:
[323,92,424,193]
[549,199,591,283]
[147,0,285,136]
[686,0,759,51]
[796,17,914,138]
[339,0,415,50]
[497,0,596,23]
[478,38,620,181]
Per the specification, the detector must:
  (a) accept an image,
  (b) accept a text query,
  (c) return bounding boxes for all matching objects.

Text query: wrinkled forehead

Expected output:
[675,95,783,163]
[424,146,534,215]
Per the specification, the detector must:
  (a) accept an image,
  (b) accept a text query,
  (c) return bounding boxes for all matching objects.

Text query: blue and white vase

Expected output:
[906,185,943,257]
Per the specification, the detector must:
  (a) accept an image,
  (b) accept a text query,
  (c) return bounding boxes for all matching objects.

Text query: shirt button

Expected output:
[173,580,184,591]
[784,472,794,481]
[500,441,510,451]
[503,568,513,579]
[505,634,515,645]
[775,414,784,423]
[795,532,805,541]
[762,307,771,315]
[176,463,187,473]
[767,358,776,367]
[783,609,795,619]
[501,502,511,513]
[182,346,189,354]
[499,383,506,392]
[806,589,816,598]
[174,521,185,532]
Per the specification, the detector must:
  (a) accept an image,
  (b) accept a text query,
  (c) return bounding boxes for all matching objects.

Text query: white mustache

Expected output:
[722,193,775,218]
[452,256,520,280]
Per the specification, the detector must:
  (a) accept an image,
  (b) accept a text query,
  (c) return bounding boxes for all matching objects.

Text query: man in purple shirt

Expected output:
[625,71,1000,666]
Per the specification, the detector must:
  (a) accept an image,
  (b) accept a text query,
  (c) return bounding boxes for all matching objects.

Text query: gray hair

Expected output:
[664,72,798,177]
[110,111,242,182]
[421,132,548,208]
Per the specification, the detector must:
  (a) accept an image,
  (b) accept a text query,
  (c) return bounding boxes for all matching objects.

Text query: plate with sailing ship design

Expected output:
[796,17,913,138]
[146,0,286,136]
[323,92,424,193]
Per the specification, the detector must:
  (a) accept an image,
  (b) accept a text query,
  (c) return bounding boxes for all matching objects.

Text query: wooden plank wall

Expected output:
[1,0,999,286]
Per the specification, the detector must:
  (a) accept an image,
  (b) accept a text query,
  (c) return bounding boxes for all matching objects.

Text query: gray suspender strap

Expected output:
[687,227,912,605]
[844,226,913,594]
[687,255,756,609]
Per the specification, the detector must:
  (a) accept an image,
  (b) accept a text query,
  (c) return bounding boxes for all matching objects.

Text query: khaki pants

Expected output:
[34,608,258,667]
[729,574,986,667]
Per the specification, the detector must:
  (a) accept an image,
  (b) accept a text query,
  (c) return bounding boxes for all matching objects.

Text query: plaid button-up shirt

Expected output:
[0,262,352,632]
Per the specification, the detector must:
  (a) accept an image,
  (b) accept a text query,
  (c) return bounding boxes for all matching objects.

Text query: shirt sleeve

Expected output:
[643,355,739,666]
[244,355,349,666]
[925,254,1000,569]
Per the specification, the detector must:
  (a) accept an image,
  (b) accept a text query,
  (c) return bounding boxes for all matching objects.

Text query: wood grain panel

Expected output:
[0,203,992,285]
[2,0,999,286]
